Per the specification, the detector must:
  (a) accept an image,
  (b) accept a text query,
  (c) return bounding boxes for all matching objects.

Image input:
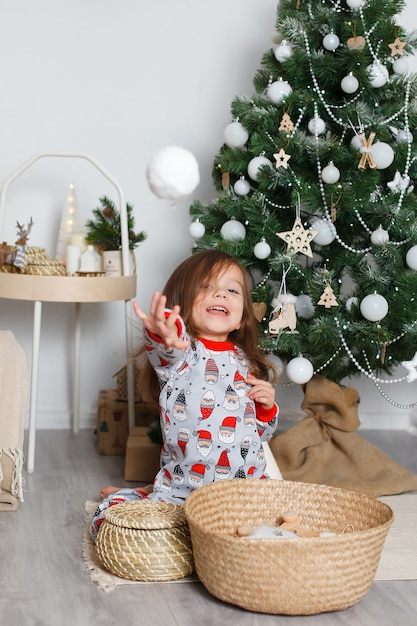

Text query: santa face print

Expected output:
[191,264,245,342]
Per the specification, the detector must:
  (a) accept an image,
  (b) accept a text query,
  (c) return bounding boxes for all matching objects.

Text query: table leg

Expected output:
[125,299,135,430]
[27,300,42,474]
[73,302,81,435]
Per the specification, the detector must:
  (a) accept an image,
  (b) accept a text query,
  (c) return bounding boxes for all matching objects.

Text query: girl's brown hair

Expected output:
[138,249,275,403]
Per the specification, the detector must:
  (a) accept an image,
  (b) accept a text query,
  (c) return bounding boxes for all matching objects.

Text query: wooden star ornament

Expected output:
[277,218,318,257]
[388,37,406,56]
[273,148,291,169]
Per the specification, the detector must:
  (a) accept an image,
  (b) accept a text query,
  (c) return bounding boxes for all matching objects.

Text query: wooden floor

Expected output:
[0,428,416,626]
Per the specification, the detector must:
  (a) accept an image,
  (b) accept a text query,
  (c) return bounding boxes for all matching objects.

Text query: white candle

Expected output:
[66,245,81,275]
[68,232,87,252]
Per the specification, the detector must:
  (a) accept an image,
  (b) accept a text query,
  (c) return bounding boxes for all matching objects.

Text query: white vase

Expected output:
[102,250,135,277]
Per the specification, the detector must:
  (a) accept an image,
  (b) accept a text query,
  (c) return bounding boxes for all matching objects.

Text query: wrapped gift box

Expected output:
[96,389,158,455]
[124,426,161,482]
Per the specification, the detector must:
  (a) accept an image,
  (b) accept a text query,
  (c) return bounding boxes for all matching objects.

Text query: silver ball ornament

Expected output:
[267,80,292,104]
[321,162,340,184]
[360,293,389,322]
[220,219,246,241]
[406,245,417,270]
[233,177,251,196]
[274,41,292,63]
[253,239,271,259]
[286,356,314,384]
[341,74,359,94]
[322,33,340,51]
[308,117,326,135]
[224,121,249,148]
[247,156,273,181]
[189,220,205,239]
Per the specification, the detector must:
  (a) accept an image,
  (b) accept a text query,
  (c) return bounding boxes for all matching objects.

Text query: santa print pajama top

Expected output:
[145,316,279,505]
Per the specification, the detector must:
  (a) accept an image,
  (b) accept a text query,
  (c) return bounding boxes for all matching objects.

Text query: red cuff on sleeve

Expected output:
[255,402,278,422]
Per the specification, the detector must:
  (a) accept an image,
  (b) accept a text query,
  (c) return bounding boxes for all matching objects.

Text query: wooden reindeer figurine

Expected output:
[7,218,34,271]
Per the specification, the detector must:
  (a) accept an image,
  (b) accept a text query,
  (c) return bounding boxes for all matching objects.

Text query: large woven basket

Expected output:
[184,479,393,615]
[95,500,194,582]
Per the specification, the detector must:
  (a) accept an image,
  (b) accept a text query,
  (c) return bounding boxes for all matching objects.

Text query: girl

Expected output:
[91,250,278,539]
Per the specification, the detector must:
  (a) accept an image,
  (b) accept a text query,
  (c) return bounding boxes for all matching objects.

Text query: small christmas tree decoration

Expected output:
[55,183,84,263]
[388,37,406,56]
[317,285,338,309]
[277,217,318,257]
[401,352,417,382]
[279,112,294,135]
[273,148,291,169]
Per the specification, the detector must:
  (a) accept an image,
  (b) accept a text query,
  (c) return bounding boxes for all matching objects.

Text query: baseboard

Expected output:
[29,408,413,431]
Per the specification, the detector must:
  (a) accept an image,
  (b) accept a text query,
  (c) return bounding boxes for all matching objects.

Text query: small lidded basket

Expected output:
[95,500,194,582]
[184,479,393,615]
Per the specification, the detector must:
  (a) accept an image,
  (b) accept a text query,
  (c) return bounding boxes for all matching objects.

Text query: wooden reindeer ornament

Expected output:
[7,218,34,271]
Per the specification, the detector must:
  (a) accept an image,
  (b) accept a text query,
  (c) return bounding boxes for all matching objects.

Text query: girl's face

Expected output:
[191,264,245,342]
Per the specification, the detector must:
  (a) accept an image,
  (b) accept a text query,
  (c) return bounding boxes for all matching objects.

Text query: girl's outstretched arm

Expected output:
[133,292,190,350]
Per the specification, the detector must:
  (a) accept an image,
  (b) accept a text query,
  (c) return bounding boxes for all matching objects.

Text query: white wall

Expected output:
[0,0,416,431]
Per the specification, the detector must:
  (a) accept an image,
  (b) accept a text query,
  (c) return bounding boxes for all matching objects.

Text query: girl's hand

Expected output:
[133,292,190,350]
[245,373,276,410]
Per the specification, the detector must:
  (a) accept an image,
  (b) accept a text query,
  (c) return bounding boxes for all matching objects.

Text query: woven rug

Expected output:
[83,494,417,592]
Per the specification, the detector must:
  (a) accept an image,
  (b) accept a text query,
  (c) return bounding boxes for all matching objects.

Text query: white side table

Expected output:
[0,153,137,473]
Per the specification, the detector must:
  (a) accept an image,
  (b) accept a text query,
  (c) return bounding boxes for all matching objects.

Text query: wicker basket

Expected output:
[184,479,393,615]
[95,500,194,582]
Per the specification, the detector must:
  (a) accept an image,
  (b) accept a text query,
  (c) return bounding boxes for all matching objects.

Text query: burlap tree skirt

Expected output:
[0,331,29,510]
[269,375,417,497]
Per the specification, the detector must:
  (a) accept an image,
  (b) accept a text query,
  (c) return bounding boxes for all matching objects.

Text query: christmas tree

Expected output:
[189,0,417,401]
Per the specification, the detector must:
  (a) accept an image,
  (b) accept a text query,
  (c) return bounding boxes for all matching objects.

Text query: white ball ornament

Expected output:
[189,220,205,239]
[295,294,315,319]
[247,155,273,181]
[396,130,413,145]
[220,219,246,241]
[367,62,389,88]
[360,293,389,322]
[254,239,272,259]
[393,57,409,76]
[406,245,417,270]
[345,296,359,313]
[146,146,200,200]
[267,80,292,104]
[321,162,340,184]
[224,121,249,148]
[341,74,359,94]
[322,33,340,51]
[308,117,326,135]
[346,0,365,8]
[274,41,292,63]
[370,142,394,169]
[370,226,389,245]
[310,218,336,246]
[234,177,251,196]
[351,134,363,150]
[286,356,314,385]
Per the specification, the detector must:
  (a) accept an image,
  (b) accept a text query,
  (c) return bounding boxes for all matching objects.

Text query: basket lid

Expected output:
[104,500,187,530]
